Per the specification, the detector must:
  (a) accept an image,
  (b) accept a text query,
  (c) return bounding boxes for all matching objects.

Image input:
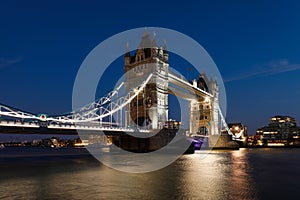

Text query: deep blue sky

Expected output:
[1,0,300,134]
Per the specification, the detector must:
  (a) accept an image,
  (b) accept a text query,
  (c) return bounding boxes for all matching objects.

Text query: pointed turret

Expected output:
[163,39,168,62]
[124,42,130,65]
[139,31,152,49]
[150,32,158,58]
[152,32,157,47]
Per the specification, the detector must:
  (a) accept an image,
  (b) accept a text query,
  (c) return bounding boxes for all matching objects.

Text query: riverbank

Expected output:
[242,145,300,148]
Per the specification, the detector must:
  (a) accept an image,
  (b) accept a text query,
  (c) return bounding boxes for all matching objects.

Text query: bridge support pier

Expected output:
[111,129,194,153]
[207,134,239,149]
[111,130,175,152]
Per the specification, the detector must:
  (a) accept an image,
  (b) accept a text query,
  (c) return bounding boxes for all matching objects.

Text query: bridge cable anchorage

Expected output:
[46,73,153,124]
[217,105,242,138]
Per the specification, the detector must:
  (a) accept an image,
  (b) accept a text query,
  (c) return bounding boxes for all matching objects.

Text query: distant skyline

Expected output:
[1,0,300,134]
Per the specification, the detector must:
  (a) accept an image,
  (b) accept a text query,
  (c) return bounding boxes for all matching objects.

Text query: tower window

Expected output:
[138,101,143,106]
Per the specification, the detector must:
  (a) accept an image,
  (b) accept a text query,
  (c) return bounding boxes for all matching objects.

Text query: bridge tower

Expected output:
[190,73,219,135]
[124,31,169,129]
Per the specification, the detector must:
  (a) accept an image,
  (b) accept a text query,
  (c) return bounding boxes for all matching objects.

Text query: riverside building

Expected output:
[256,116,300,146]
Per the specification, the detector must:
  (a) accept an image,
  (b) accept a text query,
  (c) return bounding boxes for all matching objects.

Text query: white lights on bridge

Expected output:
[38,114,47,121]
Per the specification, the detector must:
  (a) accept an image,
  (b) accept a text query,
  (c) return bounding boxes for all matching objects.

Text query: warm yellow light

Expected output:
[204,97,210,102]
[268,143,285,146]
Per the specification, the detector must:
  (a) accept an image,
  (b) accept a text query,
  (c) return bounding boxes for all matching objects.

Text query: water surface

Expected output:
[0,147,299,199]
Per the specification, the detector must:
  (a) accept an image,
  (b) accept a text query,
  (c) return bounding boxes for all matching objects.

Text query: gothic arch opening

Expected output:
[197,126,209,136]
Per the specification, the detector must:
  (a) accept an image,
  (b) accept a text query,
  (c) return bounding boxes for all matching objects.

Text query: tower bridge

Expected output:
[0,32,239,149]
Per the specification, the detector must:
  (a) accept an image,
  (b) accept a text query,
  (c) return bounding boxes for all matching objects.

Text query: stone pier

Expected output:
[208,134,239,149]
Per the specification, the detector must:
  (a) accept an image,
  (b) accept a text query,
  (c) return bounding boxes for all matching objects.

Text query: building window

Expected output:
[138,101,143,106]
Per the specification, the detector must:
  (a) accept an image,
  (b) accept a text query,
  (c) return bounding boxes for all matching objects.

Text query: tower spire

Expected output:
[126,41,129,52]
[163,39,168,62]
[139,29,151,48]
[125,41,130,58]
[152,31,157,47]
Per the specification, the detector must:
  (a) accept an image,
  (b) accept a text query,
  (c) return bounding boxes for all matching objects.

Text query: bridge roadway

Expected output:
[0,120,150,135]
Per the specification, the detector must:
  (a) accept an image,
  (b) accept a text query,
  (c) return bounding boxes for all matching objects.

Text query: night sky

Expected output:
[1,0,300,134]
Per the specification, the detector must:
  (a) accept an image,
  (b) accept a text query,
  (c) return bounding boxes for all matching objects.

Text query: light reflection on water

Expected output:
[0,148,299,199]
[172,149,259,199]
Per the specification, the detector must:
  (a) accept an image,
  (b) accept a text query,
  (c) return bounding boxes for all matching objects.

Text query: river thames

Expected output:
[0,147,299,199]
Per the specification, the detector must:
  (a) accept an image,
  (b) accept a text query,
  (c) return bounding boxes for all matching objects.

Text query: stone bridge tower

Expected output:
[124,32,169,129]
[190,73,219,135]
